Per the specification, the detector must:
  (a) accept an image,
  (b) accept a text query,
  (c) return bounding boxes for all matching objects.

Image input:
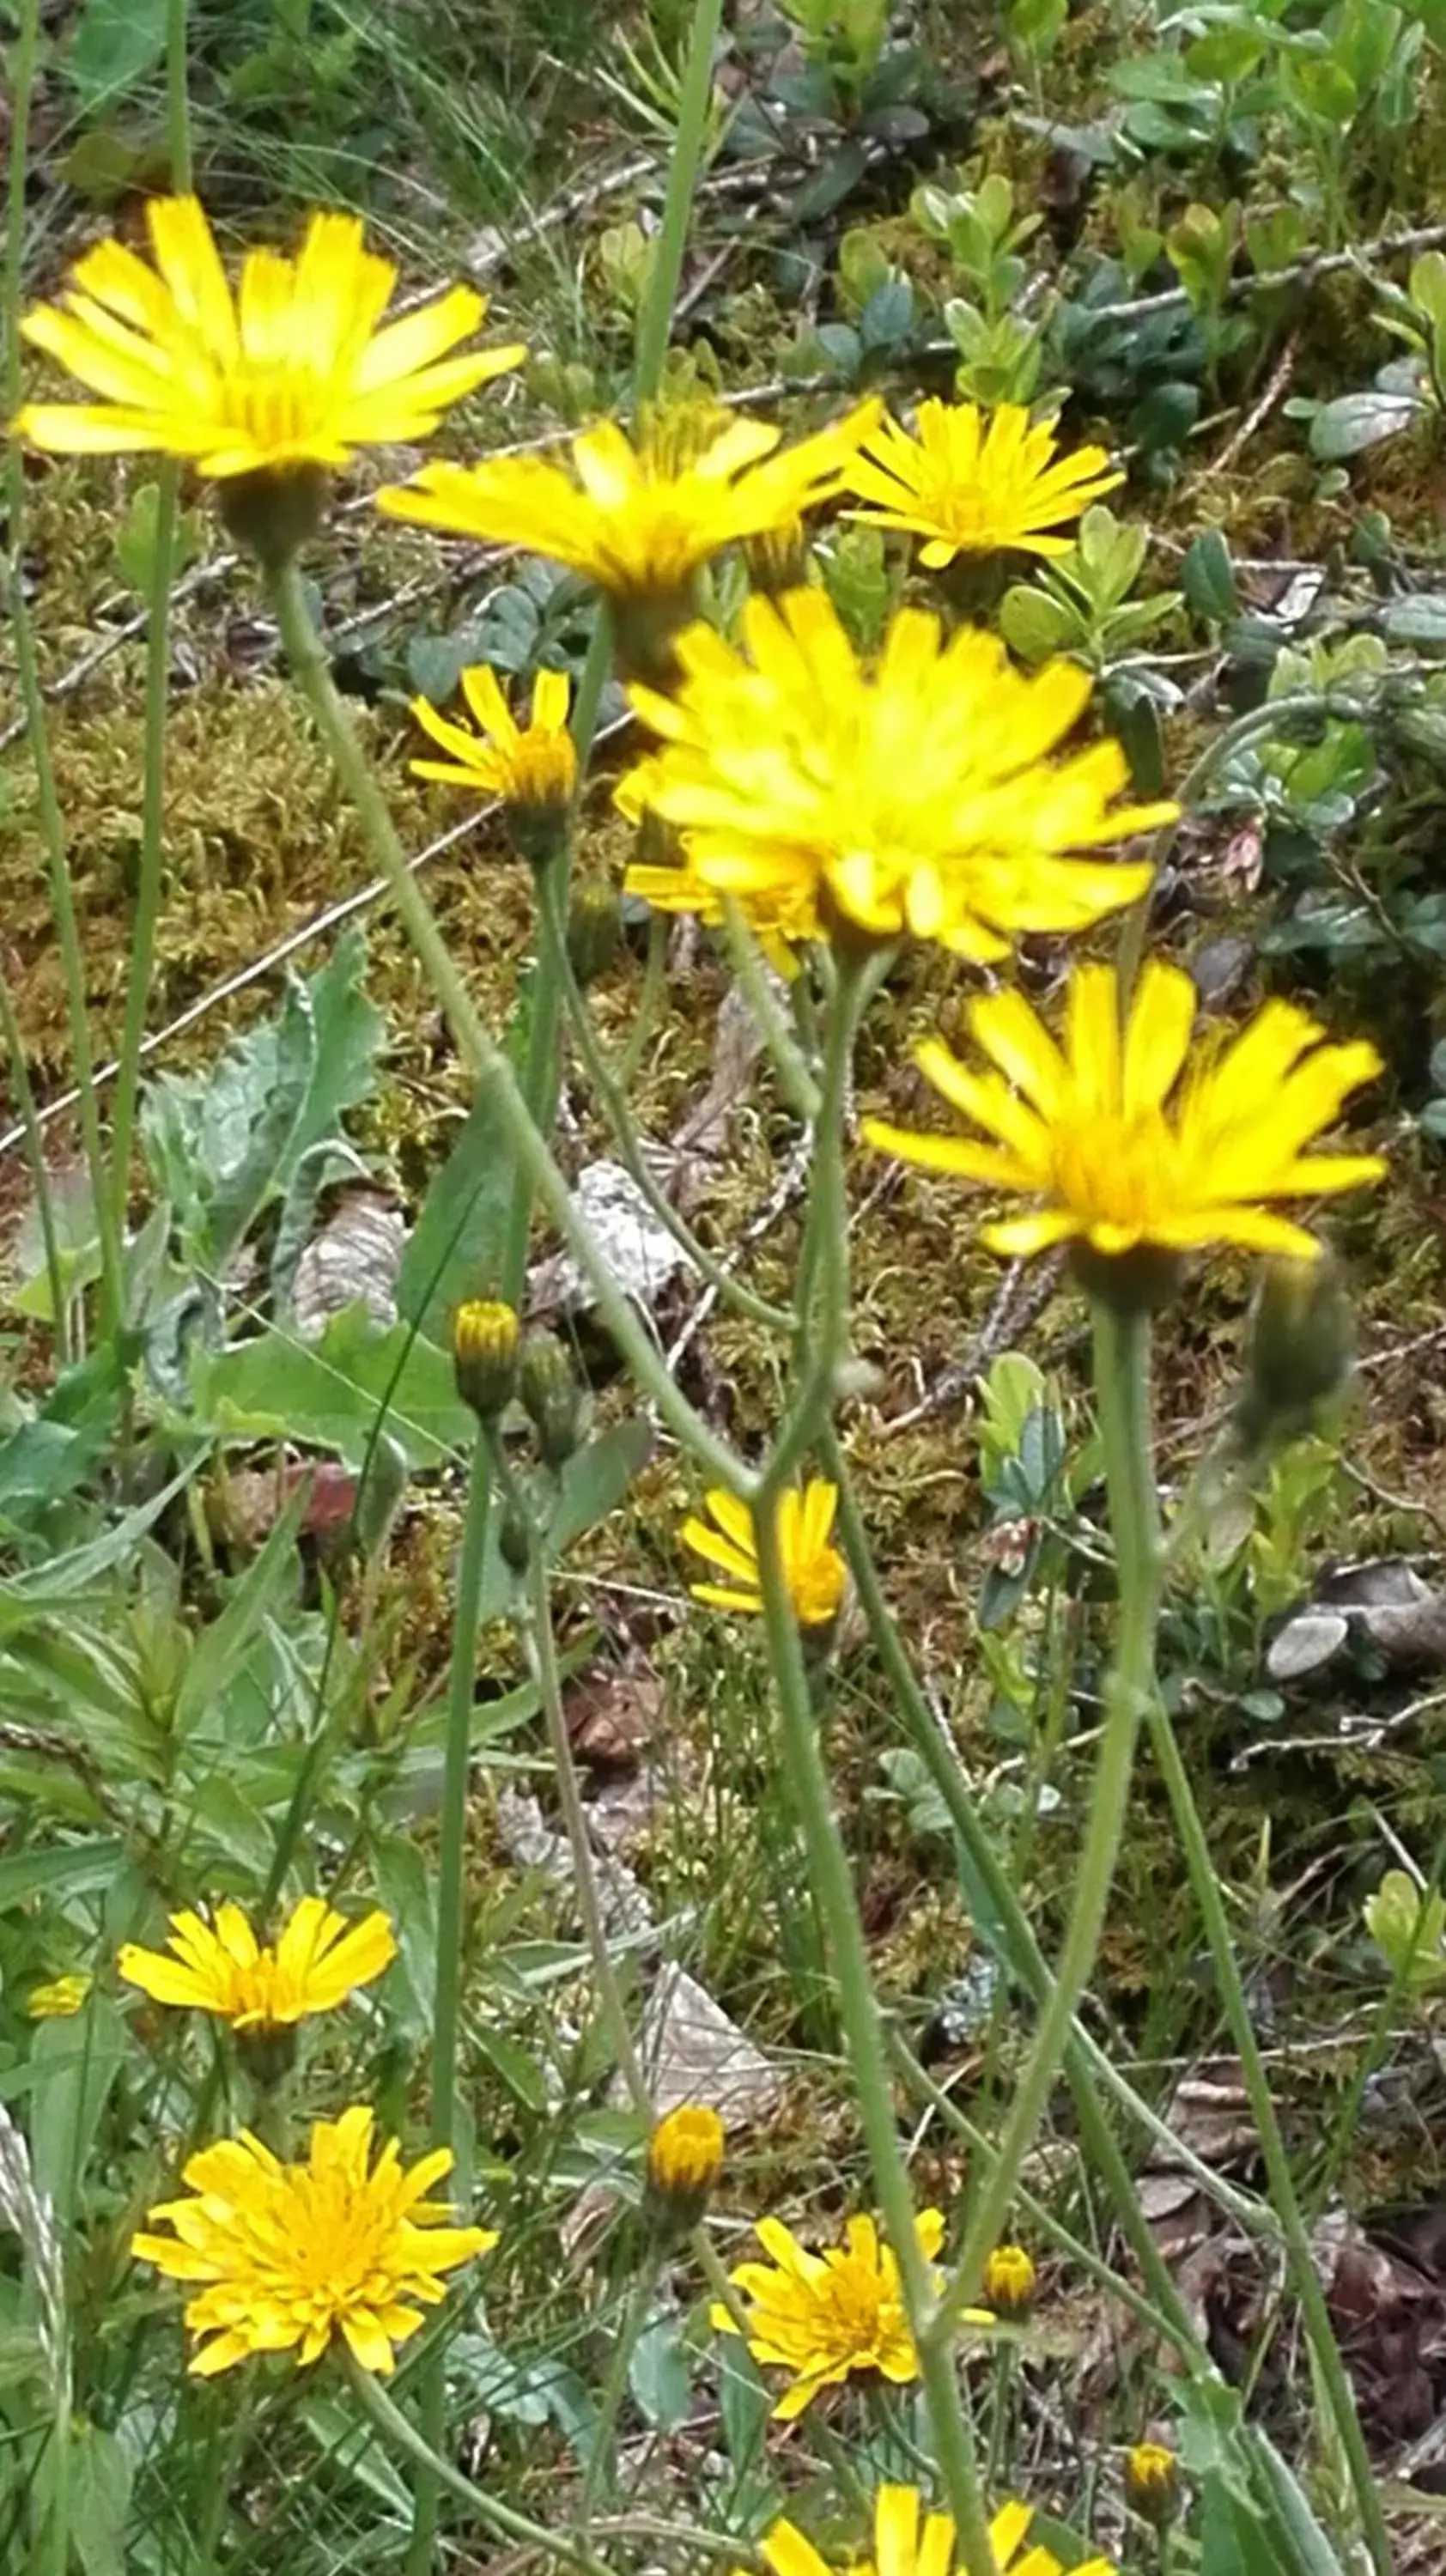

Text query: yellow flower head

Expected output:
[12,196,522,477]
[617,590,1172,960]
[755,2484,1116,2576]
[132,2105,495,2376]
[845,399,1122,567]
[118,1897,397,2033]
[27,1973,92,2020]
[710,2209,945,2420]
[410,665,575,817]
[864,958,1385,1266]
[981,2243,1036,2318]
[682,1483,848,1635]
[375,404,879,608]
[647,2104,726,2203]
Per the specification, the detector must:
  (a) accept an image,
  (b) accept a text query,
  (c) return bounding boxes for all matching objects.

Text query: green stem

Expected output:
[264,556,744,1492]
[405,1426,494,2576]
[933,1300,1159,2339]
[720,900,820,1123]
[0,970,68,1364]
[752,1505,995,2573]
[889,2029,1197,2358]
[632,0,726,409]
[751,965,996,2576]
[822,1426,1274,2270]
[1145,1700,1393,2574]
[580,2254,662,2517]
[3,0,124,1343]
[538,865,791,1332]
[111,0,191,1239]
[615,912,668,1090]
[521,1520,650,2108]
[349,2362,616,2576]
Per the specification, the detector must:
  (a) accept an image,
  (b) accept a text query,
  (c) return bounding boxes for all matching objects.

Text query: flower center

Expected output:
[1051,1108,1176,1233]
[232,362,325,447]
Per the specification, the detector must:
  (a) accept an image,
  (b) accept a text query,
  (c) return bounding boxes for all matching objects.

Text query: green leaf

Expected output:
[1383,594,1446,645]
[7,1169,103,1322]
[192,1303,472,1469]
[0,1840,126,1911]
[1184,22,1267,82]
[1182,529,1241,625]
[113,480,204,595]
[629,2311,692,2430]
[66,2423,135,2576]
[27,1998,129,2224]
[397,1086,516,1347]
[141,925,381,1282]
[69,0,167,100]
[1364,1867,1446,1988]
[1309,389,1423,457]
[999,585,1083,664]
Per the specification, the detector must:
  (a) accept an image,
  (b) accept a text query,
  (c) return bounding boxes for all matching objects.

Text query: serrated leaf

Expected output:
[192,1303,473,1469]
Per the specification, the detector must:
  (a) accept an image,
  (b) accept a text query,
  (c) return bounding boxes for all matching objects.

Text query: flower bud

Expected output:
[981,2242,1036,2318]
[453,1299,521,1421]
[1233,1253,1355,1451]
[519,1328,585,1468]
[645,2104,724,2239]
[567,884,623,988]
[499,1498,533,1573]
[1125,2441,1180,2526]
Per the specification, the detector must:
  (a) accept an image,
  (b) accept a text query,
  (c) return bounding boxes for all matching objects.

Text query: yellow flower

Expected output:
[118,1898,397,2032]
[12,195,522,475]
[710,2210,945,2420]
[375,404,878,607]
[410,665,575,815]
[27,1973,92,2020]
[682,1483,847,1634]
[647,2105,726,2206]
[756,2483,1116,2576]
[617,591,1172,961]
[981,2243,1036,2317]
[132,2105,495,2376]
[845,399,1122,566]
[864,958,1385,1264]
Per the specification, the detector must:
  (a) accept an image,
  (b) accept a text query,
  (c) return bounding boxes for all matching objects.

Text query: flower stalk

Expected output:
[109,0,193,1246]
[933,1300,1159,2337]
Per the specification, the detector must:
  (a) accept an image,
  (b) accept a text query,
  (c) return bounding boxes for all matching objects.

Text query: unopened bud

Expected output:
[981,2242,1036,2318]
[1235,1253,1354,1449]
[519,1328,585,1468]
[453,1299,521,1421]
[645,2103,724,2241]
[567,883,623,987]
[499,1498,533,1573]
[1125,2441,1180,2526]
